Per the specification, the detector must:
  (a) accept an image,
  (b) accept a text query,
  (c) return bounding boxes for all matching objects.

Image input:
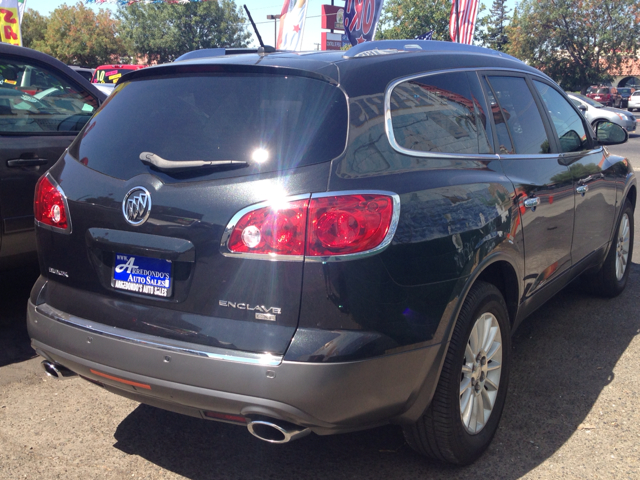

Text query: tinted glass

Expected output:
[390,71,493,154]
[486,76,550,154]
[618,88,631,95]
[596,88,610,94]
[71,73,348,180]
[483,78,514,154]
[0,59,97,134]
[534,81,590,153]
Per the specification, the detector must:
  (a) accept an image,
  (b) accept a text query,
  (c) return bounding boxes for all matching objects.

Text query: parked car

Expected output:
[67,65,94,82]
[0,43,106,269]
[27,40,634,466]
[617,87,635,108]
[568,93,637,132]
[93,83,116,96]
[586,86,622,108]
[91,64,147,84]
[628,90,640,112]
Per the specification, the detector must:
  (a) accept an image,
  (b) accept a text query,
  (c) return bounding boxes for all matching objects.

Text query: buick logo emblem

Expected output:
[122,187,152,226]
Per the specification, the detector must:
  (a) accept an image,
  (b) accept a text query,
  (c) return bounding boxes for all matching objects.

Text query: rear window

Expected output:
[92,67,138,84]
[596,88,610,94]
[70,73,348,180]
[618,88,631,95]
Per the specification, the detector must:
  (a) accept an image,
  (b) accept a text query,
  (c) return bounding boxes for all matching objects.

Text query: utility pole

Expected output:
[267,14,281,47]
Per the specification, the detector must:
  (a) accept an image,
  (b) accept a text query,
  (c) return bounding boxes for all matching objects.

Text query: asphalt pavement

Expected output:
[1,131,639,480]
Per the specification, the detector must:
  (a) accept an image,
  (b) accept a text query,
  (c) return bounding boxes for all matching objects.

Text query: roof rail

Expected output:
[342,40,516,60]
[176,46,275,62]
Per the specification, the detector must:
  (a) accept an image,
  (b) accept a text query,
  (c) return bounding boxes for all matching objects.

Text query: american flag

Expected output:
[416,31,433,41]
[449,0,479,44]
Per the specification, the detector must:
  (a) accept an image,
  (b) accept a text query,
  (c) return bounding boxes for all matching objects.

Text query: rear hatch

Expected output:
[37,63,348,355]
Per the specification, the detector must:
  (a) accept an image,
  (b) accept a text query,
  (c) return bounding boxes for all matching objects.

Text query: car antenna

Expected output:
[244,4,275,55]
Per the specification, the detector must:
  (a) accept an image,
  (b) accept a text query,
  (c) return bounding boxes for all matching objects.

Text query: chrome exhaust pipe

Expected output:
[41,361,77,380]
[247,418,311,444]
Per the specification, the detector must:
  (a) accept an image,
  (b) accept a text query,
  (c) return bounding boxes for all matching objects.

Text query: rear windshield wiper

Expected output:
[140,152,249,171]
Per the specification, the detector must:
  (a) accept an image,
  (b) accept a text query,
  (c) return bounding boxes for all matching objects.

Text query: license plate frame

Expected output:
[112,253,173,298]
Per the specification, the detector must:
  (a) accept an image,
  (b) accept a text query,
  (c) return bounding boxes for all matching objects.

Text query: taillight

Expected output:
[307,194,395,256]
[226,198,309,257]
[223,192,399,261]
[34,174,70,231]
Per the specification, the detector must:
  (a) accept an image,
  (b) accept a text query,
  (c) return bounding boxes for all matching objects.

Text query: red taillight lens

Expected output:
[227,199,309,256]
[307,194,394,256]
[224,193,397,259]
[34,175,69,230]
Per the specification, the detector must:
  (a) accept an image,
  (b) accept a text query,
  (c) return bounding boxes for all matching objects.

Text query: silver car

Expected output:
[628,91,640,112]
[568,93,636,132]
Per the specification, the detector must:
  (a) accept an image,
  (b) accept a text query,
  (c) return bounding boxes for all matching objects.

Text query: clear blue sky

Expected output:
[25,0,515,52]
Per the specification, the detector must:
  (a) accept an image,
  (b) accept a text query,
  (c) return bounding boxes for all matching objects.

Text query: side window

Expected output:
[486,76,550,154]
[389,71,493,155]
[482,78,514,154]
[0,58,98,134]
[534,81,590,153]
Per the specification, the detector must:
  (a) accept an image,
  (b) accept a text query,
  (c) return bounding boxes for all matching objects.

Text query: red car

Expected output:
[586,86,622,108]
[91,64,147,84]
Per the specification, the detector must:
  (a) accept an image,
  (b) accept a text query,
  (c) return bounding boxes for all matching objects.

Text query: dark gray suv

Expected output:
[27,40,634,465]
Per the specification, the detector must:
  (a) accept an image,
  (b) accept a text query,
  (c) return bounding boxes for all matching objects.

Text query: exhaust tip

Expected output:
[247,419,311,444]
[41,361,76,380]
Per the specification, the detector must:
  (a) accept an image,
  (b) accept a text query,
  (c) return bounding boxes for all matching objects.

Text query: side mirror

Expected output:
[595,121,628,145]
[578,105,587,112]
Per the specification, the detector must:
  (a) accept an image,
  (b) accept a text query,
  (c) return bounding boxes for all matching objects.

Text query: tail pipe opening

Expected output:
[247,417,311,444]
[41,361,77,380]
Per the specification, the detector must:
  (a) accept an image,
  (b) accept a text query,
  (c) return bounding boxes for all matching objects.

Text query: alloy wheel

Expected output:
[615,213,630,281]
[460,312,503,435]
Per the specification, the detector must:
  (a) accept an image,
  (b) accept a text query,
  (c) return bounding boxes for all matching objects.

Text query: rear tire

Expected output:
[403,281,511,465]
[582,200,634,297]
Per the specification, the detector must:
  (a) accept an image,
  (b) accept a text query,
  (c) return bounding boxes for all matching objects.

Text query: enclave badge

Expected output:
[123,187,152,226]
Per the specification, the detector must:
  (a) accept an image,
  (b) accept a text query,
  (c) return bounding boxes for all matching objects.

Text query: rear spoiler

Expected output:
[176,47,275,62]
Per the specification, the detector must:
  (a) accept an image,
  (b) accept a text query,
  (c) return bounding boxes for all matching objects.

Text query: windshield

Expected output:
[570,93,603,108]
[71,73,348,181]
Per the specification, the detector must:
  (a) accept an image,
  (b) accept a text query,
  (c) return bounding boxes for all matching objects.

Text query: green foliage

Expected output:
[505,0,640,93]
[29,2,127,67]
[479,0,510,51]
[21,10,48,49]
[117,0,251,64]
[377,0,452,41]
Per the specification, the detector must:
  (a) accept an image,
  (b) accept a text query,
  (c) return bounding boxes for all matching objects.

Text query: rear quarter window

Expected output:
[388,71,493,155]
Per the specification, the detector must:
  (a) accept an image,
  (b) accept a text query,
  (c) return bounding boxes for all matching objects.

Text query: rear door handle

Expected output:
[7,158,49,167]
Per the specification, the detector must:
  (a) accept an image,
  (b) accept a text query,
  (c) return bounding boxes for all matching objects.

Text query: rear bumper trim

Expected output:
[34,303,282,366]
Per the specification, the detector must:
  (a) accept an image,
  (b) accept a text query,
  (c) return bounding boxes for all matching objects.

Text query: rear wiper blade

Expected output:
[140,152,248,170]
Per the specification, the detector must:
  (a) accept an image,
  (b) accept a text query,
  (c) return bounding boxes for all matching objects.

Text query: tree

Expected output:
[21,10,48,49]
[377,0,452,41]
[505,0,640,93]
[481,0,510,51]
[30,2,127,66]
[117,0,251,64]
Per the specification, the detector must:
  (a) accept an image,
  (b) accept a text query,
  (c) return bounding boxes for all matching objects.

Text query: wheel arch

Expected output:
[625,184,636,210]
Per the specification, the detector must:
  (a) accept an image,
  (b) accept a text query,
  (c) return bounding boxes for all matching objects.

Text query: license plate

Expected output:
[112,253,172,297]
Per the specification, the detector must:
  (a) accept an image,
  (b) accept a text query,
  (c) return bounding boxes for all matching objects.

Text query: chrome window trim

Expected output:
[35,303,283,366]
[384,67,555,160]
[219,190,401,263]
[34,172,73,235]
[304,190,401,263]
